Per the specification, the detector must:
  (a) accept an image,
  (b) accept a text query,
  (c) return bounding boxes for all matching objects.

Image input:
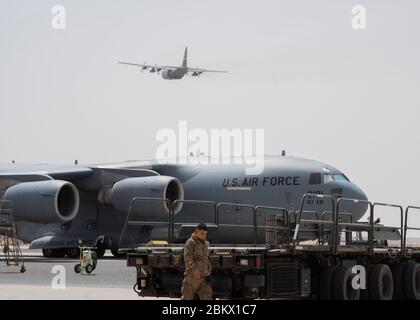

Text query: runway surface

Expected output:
[0,249,164,300]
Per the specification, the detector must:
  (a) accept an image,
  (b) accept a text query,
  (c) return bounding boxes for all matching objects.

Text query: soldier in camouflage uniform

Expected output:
[181,223,213,300]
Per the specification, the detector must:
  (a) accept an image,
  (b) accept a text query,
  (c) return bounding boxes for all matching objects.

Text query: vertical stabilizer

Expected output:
[182,47,188,67]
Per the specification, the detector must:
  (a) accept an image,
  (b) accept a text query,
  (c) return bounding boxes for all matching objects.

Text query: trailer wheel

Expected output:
[391,263,405,300]
[319,266,337,300]
[333,266,360,300]
[402,262,420,300]
[360,265,373,300]
[244,287,259,300]
[368,264,393,300]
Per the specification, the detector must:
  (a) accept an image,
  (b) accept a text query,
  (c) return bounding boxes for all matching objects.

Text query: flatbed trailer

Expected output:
[119,194,420,300]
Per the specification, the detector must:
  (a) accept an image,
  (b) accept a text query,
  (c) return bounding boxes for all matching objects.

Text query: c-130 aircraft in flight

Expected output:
[0,154,367,258]
[118,47,227,79]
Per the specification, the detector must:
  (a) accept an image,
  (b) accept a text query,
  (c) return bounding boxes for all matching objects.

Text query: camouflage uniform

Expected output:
[181,232,213,300]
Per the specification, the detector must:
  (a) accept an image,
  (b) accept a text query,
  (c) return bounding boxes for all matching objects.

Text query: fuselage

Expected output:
[0,155,368,249]
[161,67,188,80]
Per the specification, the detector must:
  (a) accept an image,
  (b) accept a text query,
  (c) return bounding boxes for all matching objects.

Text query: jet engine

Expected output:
[4,180,80,223]
[98,176,184,219]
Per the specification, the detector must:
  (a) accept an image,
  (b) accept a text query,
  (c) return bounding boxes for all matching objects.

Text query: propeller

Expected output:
[141,62,147,72]
[191,66,202,77]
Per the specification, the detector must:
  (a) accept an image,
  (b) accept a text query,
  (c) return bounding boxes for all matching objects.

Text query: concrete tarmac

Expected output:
[0,249,169,300]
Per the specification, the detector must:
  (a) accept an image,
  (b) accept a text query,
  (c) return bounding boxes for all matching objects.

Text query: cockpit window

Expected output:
[323,173,334,184]
[311,172,349,184]
[309,173,321,185]
[333,174,349,182]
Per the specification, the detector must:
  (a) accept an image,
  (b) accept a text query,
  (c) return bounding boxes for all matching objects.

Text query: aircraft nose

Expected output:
[340,182,369,221]
[331,182,367,201]
[347,183,368,201]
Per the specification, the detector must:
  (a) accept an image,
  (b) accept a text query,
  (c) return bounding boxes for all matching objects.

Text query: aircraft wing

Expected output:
[118,62,180,71]
[0,164,93,183]
[118,62,228,74]
[187,67,228,74]
[118,62,150,68]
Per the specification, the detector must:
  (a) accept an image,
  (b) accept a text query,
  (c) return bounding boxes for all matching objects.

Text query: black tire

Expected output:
[85,264,94,274]
[332,266,360,300]
[319,266,337,300]
[74,264,82,273]
[391,263,405,300]
[95,242,106,259]
[92,252,98,269]
[360,265,373,300]
[53,249,67,258]
[311,267,321,297]
[42,249,53,258]
[402,262,420,300]
[42,248,66,258]
[368,264,393,300]
[67,247,80,259]
[111,247,125,258]
[244,287,260,299]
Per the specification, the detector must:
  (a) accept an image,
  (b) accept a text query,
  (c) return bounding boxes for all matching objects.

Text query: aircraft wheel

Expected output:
[85,264,94,274]
[42,248,65,258]
[332,266,360,300]
[91,252,98,269]
[402,262,420,300]
[95,242,106,258]
[111,247,125,258]
[391,263,405,300]
[54,249,67,258]
[74,264,82,273]
[319,266,337,300]
[42,249,53,258]
[67,247,80,259]
[368,264,393,300]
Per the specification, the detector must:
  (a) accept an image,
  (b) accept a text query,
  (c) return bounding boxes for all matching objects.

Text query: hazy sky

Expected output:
[1,1,420,228]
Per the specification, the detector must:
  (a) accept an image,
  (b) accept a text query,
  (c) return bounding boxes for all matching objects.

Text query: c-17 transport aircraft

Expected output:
[118,47,227,80]
[0,155,367,258]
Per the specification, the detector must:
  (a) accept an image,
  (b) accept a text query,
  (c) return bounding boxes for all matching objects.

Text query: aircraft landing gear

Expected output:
[42,248,66,258]
[67,247,80,258]
[95,241,106,258]
[111,247,125,258]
